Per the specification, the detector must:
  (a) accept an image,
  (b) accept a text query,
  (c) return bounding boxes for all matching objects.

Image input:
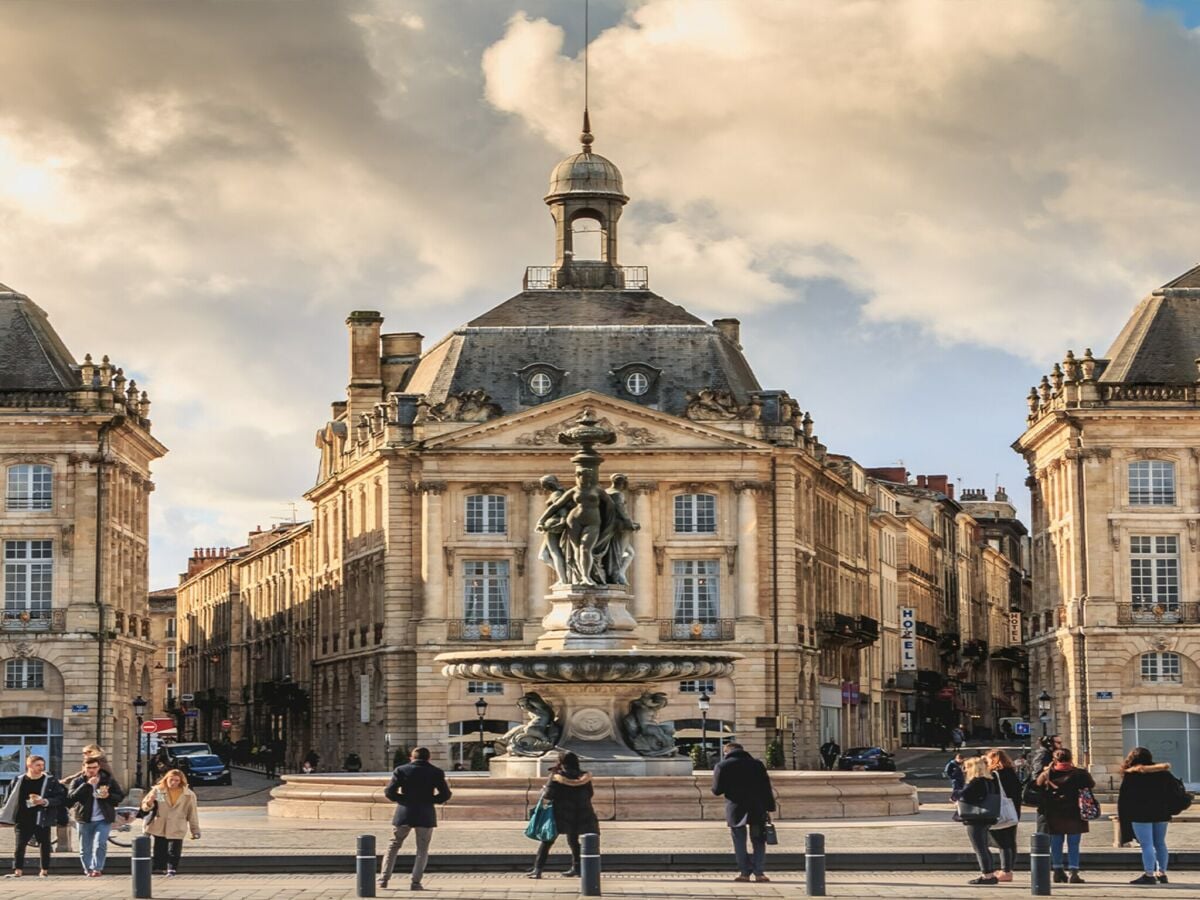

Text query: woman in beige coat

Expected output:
[139,769,200,876]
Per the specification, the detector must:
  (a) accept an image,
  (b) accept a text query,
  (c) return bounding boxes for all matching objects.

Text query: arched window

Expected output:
[571,215,603,261]
[674,493,717,534]
[6,464,52,510]
[1142,652,1182,683]
[1129,460,1176,506]
[465,495,506,534]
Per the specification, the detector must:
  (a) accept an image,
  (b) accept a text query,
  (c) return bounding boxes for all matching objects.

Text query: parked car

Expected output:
[162,742,212,761]
[836,747,897,771]
[179,753,232,786]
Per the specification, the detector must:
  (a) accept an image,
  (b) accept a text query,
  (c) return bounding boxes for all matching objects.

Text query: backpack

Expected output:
[1078,787,1101,821]
[1167,776,1194,816]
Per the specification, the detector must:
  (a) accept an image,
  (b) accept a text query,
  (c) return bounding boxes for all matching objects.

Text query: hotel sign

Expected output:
[1008,612,1022,644]
[900,607,917,671]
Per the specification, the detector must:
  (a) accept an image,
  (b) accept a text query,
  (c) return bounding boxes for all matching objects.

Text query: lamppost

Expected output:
[698,690,711,768]
[132,694,148,789]
[474,696,489,769]
[1037,689,1052,739]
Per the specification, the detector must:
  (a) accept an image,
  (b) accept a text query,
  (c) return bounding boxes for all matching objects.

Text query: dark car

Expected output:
[179,753,232,786]
[836,747,897,771]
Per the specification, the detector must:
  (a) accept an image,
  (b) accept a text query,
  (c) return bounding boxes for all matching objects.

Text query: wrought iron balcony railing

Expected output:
[660,618,735,641]
[523,264,649,291]
[1,608,65,632]
[446,619,524,641]
[1117,602,1200,626]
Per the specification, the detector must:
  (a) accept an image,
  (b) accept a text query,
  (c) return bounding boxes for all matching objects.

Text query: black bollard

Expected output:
[131,834,152,899]
[1030,832,1051,896]
[805,832,826,896]
[356,833,376,898]
[580,832,601,896]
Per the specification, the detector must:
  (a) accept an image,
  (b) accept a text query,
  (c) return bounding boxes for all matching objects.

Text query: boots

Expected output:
[1053,869,1067,883]
[525,868,542,879]
[1068,871,1084,884]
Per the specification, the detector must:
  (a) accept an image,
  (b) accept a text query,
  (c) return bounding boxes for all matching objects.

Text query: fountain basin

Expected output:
[436,648,742,683]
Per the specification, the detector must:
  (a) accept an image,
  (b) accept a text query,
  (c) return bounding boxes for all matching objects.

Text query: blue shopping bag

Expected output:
[524,800,558,842]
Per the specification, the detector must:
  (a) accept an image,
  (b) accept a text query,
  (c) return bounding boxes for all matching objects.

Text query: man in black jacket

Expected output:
[712,742,776,883]
[66,757,126,877]
[379,747,452,891]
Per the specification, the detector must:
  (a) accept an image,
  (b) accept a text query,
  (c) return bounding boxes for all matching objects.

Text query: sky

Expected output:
[2,0,1200,588]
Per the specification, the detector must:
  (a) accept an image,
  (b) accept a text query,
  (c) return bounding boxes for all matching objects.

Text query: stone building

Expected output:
[868,478,905,750]
[0,282,166,787]
[1015,264,1200,787]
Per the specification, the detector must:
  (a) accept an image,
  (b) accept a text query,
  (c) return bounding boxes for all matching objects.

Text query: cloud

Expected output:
[482,0,1200,355]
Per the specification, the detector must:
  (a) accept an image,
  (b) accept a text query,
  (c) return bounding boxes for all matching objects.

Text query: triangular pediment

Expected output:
[420,391,771,452]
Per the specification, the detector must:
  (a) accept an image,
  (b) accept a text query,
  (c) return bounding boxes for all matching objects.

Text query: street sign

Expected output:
[184,710,199,718]
[1039,714,1050,723]
[180,693,194,702]
[1095,691,1114,700]
[1013,722,1031,736]
[70,704,89,713]
[221,719,232,730]
[141,721,158,734]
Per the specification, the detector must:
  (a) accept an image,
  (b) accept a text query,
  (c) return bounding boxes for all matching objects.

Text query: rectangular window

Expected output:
[3,540,53,619]
[166,617,177,638]
[1129,461,1176,506]
[1130,535,1179,611]
[463,560,510,638]
[679,679,716,694]
[6,465,52,511]
[465,495,507,534]
[672,559,720,638]
[166,648,177,671]
[1141,652,1182,683]
[467,681,504,694]
[674,494,717,534]
[4,658,44,689]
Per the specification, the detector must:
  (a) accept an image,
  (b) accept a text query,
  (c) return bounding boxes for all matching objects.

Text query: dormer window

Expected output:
[625,372,649,396]
[612,362,662,403]
[530,372,553,396]
[516,363,567,405]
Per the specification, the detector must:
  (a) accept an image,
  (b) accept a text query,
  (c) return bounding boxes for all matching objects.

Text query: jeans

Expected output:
[964,822,995,873]
[730,824,766,877]
[534,833,581,871]
[13,823,51,871]
[1049,832,1081,870]
[381,825,432,884]
[77,820,112,872]
[989,824,1018,872]
[1130,821,1169,874]
[152,836,184,871]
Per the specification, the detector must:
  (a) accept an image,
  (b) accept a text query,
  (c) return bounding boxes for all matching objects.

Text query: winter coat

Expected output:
[712,749,776,828]
[1036,764,1094,835]
[0,773,67,828]
[995,766,1023,818]
[141,787,201,840]
[545,770,599,836]
[66,770,126,824]
[959,774,1001,824]
[1118,763,1178,845]
[943,760,966,799]
[383,760,451,828]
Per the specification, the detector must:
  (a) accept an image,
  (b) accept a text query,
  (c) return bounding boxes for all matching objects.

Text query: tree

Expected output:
[690,744,712,771]
[765,739,785,770]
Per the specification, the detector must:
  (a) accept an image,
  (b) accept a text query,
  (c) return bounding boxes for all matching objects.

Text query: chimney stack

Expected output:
[346,311,384,423]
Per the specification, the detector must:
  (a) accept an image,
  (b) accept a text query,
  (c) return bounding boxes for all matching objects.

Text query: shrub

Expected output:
[690,744,712,771]
[765,739,785,770]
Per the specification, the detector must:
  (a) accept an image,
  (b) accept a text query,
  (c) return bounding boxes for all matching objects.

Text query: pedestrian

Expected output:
[1035,747,1094,884]
[303,749,320,771]
[378,747,452,891]
[943,752,967,801]
[951,726,965,751]
[985,748,1023,882]
[1118,747,1179,885]
[712,741,776,884]
[957,756,1003,884]
[0,754,66,878]
[525,751,598,879]
[66,756,126,877]
[819,737,840,771]
[344,752,363,772]
[139,768,200,877]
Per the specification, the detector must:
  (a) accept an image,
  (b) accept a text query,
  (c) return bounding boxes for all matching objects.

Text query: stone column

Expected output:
[525,482,548,622]
[631,483,657,619]
[735,482,760,619]
[419,482,446,619]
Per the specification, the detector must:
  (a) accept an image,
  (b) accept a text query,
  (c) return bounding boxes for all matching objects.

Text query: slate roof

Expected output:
[0,284,79,391]
[405,290,761,417]
[1101,265,1200,384]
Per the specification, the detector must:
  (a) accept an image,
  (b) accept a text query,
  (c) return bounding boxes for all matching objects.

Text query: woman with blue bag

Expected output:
[525,751,598,879]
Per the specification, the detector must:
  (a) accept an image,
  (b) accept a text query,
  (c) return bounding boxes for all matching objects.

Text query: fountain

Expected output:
[435,408,743,777]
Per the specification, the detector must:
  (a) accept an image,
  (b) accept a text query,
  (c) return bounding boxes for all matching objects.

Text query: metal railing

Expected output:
[659,618,735,641]
[523,264,649,291]
[1,608,65,632]
[1117,602,1200,625]
[446,619,524,641]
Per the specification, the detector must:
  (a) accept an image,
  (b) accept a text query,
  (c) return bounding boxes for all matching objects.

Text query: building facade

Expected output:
[0,283,166,787]
[1015,264,1200,787]
[147,587,178,732]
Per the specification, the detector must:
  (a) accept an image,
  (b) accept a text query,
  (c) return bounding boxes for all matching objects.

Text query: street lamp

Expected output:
[698,690,711,768]
[1037,689,1052,738]
[132,694,148,789]
[474,696,489,769]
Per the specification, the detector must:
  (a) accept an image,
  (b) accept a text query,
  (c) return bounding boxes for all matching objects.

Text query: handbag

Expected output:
[990,790,1019,831]
[762,816,778,846]
[524,789,558,843]
[1168,776,1194,816]
[1078,787,1101,821]
[957,778,1001,824]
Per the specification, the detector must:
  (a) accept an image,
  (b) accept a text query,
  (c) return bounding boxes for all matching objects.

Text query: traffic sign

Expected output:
[141,721,158,734]
[1013,722,1031,736]
[184,710,199,718]
[180,693,194,702]
[221,719,232,730]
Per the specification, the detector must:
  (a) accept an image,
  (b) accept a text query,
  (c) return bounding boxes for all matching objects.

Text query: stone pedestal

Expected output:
[536,585,639,650]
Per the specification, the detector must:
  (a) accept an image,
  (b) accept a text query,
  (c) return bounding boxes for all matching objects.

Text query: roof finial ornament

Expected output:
[581,108,594,154]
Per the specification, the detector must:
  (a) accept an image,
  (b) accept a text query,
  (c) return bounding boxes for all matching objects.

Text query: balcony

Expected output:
[855,615,880,645]
[962,639,989,660]
[915,621,939,641]
[660,619,736,642]
[817,612,860,645]
[990,645,1028,665]
[1117,602,1200,626]
[446,620,524,641]
[523,264,649,291]
[1,608,66,633]
[939,632,961,657]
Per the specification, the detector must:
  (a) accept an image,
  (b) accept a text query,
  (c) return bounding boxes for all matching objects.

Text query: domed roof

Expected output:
[546,150,627,202]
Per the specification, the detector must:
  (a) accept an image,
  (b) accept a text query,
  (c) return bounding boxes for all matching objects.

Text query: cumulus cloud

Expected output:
[482,0,1200,351]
